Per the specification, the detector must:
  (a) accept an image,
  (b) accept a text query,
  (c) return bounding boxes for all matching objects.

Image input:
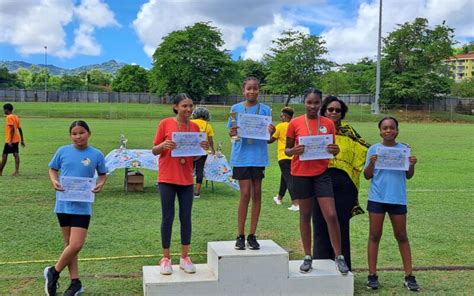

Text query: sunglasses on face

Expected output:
[327,107,342,113]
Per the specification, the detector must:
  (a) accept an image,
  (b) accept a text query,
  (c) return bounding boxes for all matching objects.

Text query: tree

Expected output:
[112,65,149,92]
[451,78,474,97]
[264,30,332,105]
[317,70,351,95]
[342,58,376,94]
[381,18,455,104]
[150,22,235,101]
[60,75,84,91]
[0,67,22,89]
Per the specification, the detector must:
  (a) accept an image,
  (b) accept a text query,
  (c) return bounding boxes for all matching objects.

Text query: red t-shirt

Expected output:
[286,115,336,177]
[153,117,200,185]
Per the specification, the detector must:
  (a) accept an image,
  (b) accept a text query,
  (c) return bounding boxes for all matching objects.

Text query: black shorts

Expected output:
[367,200,407,215]
[57,213,91,229]
[232,166,265,180]
[3,142,19,154]
[292,171,334,199]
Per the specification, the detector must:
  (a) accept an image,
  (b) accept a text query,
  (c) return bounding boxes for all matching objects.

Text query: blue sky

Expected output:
[0,0,472,70]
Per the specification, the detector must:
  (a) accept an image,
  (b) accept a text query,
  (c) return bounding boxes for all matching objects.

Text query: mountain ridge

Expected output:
[0,60,127,75]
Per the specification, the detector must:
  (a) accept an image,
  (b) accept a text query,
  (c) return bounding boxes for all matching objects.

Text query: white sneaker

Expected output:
[159,257,173,275]
[288,205,299,211]
[179,256,196,273]
[193,193,200,199]
[273,196,282,205]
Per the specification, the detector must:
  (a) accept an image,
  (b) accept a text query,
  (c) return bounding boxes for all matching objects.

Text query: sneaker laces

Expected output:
[181,256,193,265]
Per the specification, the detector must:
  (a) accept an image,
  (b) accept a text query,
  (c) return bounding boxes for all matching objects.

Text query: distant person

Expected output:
[191,106,215,198]
[364,117,420,291]
[44,120,107,296]
[152,93,209,275]
[285,88,349,275]
[268,107,299,211]
[0,103,25,176]
[228,76,275,250]
[313,96,369,271]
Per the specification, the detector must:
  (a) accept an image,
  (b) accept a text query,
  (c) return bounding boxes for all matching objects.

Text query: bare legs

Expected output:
[237,179,262,235]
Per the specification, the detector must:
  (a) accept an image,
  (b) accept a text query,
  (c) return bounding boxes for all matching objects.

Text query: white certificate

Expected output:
[299,135,334,161]
[237,113,272,140]
[375,146,410,171]
[57,176,96,203]
[171,132,207,157]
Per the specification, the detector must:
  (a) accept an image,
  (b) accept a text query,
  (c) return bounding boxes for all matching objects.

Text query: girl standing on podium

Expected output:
[228,76,275,251]
[152,93,209,275]
[285,88,349,275]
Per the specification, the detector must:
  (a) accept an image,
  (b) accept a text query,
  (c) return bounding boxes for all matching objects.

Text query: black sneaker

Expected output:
[404,274,420,292]
[299,255,313,273]
[367,274,380,290]
[235,234,245,250]
[63,279,84,296]
[44,266,60,296]
[246,234,260,250]
[335,255,349,275]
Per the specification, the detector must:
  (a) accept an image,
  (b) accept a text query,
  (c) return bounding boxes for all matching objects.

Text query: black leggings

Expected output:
[278,159,295,200]
[312,169,357,270]
[158,183,194,249]
[194,155,207,184]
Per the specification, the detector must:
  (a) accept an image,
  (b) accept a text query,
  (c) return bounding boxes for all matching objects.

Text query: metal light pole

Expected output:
[374,0,382,114]
[44,46,48,92]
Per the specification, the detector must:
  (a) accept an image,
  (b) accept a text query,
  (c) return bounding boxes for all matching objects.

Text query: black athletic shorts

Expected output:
[292,171,334,199]
[57,213,91,229]
[367,200,407,215]
[3,142,19,154]
[232,166,265,180]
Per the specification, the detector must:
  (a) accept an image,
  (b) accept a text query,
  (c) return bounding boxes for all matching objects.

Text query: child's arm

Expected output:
[152,140,176,155]
[18,127,25,147]
[285,137,304,157]
[364,155,377,179]
[92,174,107,193]
[406,156,417,179]
[48,168,64,191]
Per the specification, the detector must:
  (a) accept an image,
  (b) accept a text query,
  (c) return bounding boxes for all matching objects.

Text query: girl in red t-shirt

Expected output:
[285,88,349,275]
[152,93,209,275]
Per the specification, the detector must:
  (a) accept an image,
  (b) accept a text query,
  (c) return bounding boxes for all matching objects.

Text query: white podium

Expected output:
[143,240,353,295]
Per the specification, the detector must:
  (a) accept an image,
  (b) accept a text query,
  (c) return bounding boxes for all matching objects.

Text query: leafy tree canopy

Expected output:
[112,65,149,92]
[381,18,455,104]
[264,29,332,105]
[150,22,235,101]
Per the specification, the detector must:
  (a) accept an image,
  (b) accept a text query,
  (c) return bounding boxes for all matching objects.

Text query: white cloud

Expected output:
[322,0,474,64]
[133,0,321,60]
[242,15,310,60]
[0,0,119,58]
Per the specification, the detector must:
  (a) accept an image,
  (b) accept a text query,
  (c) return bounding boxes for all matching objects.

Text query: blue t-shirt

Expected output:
[49,145,107,215]
[364,143,408,205]
[227,102,272,167]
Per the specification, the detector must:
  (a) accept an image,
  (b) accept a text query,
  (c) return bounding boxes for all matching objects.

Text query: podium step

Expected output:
[143,264,219,295]
[142,240,354,295]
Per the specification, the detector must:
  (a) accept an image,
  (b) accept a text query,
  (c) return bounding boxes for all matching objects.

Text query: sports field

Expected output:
[0,102,473,295]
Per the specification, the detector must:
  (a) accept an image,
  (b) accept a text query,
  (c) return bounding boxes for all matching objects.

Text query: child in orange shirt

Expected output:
[285,88,349,275]
[1,103,25,176]
[152,93,209,275]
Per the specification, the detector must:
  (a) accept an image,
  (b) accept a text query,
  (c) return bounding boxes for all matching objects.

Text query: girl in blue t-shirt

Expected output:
[364,117,419,292]
[228,77,275,250]
[44,120,107,296]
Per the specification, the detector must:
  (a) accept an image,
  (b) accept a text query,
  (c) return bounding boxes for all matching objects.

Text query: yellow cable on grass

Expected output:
[0,252,207,265]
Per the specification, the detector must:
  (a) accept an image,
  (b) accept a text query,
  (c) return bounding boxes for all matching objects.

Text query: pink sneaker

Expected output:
[179,256,196,273]
[159,257,173,275]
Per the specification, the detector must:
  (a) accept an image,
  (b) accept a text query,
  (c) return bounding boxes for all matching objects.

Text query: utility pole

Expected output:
[374,0,382,114]
[44,46,48,97]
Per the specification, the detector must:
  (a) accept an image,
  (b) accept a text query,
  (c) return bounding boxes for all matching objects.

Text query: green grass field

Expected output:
[0,103,473,295]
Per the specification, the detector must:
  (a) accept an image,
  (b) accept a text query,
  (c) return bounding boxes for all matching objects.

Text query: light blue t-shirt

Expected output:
[364,143,408,205]
[227,102,272,167]
[49,144,107,215]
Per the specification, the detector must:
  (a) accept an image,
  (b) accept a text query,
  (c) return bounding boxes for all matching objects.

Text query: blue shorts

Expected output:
[367,200,407,215]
